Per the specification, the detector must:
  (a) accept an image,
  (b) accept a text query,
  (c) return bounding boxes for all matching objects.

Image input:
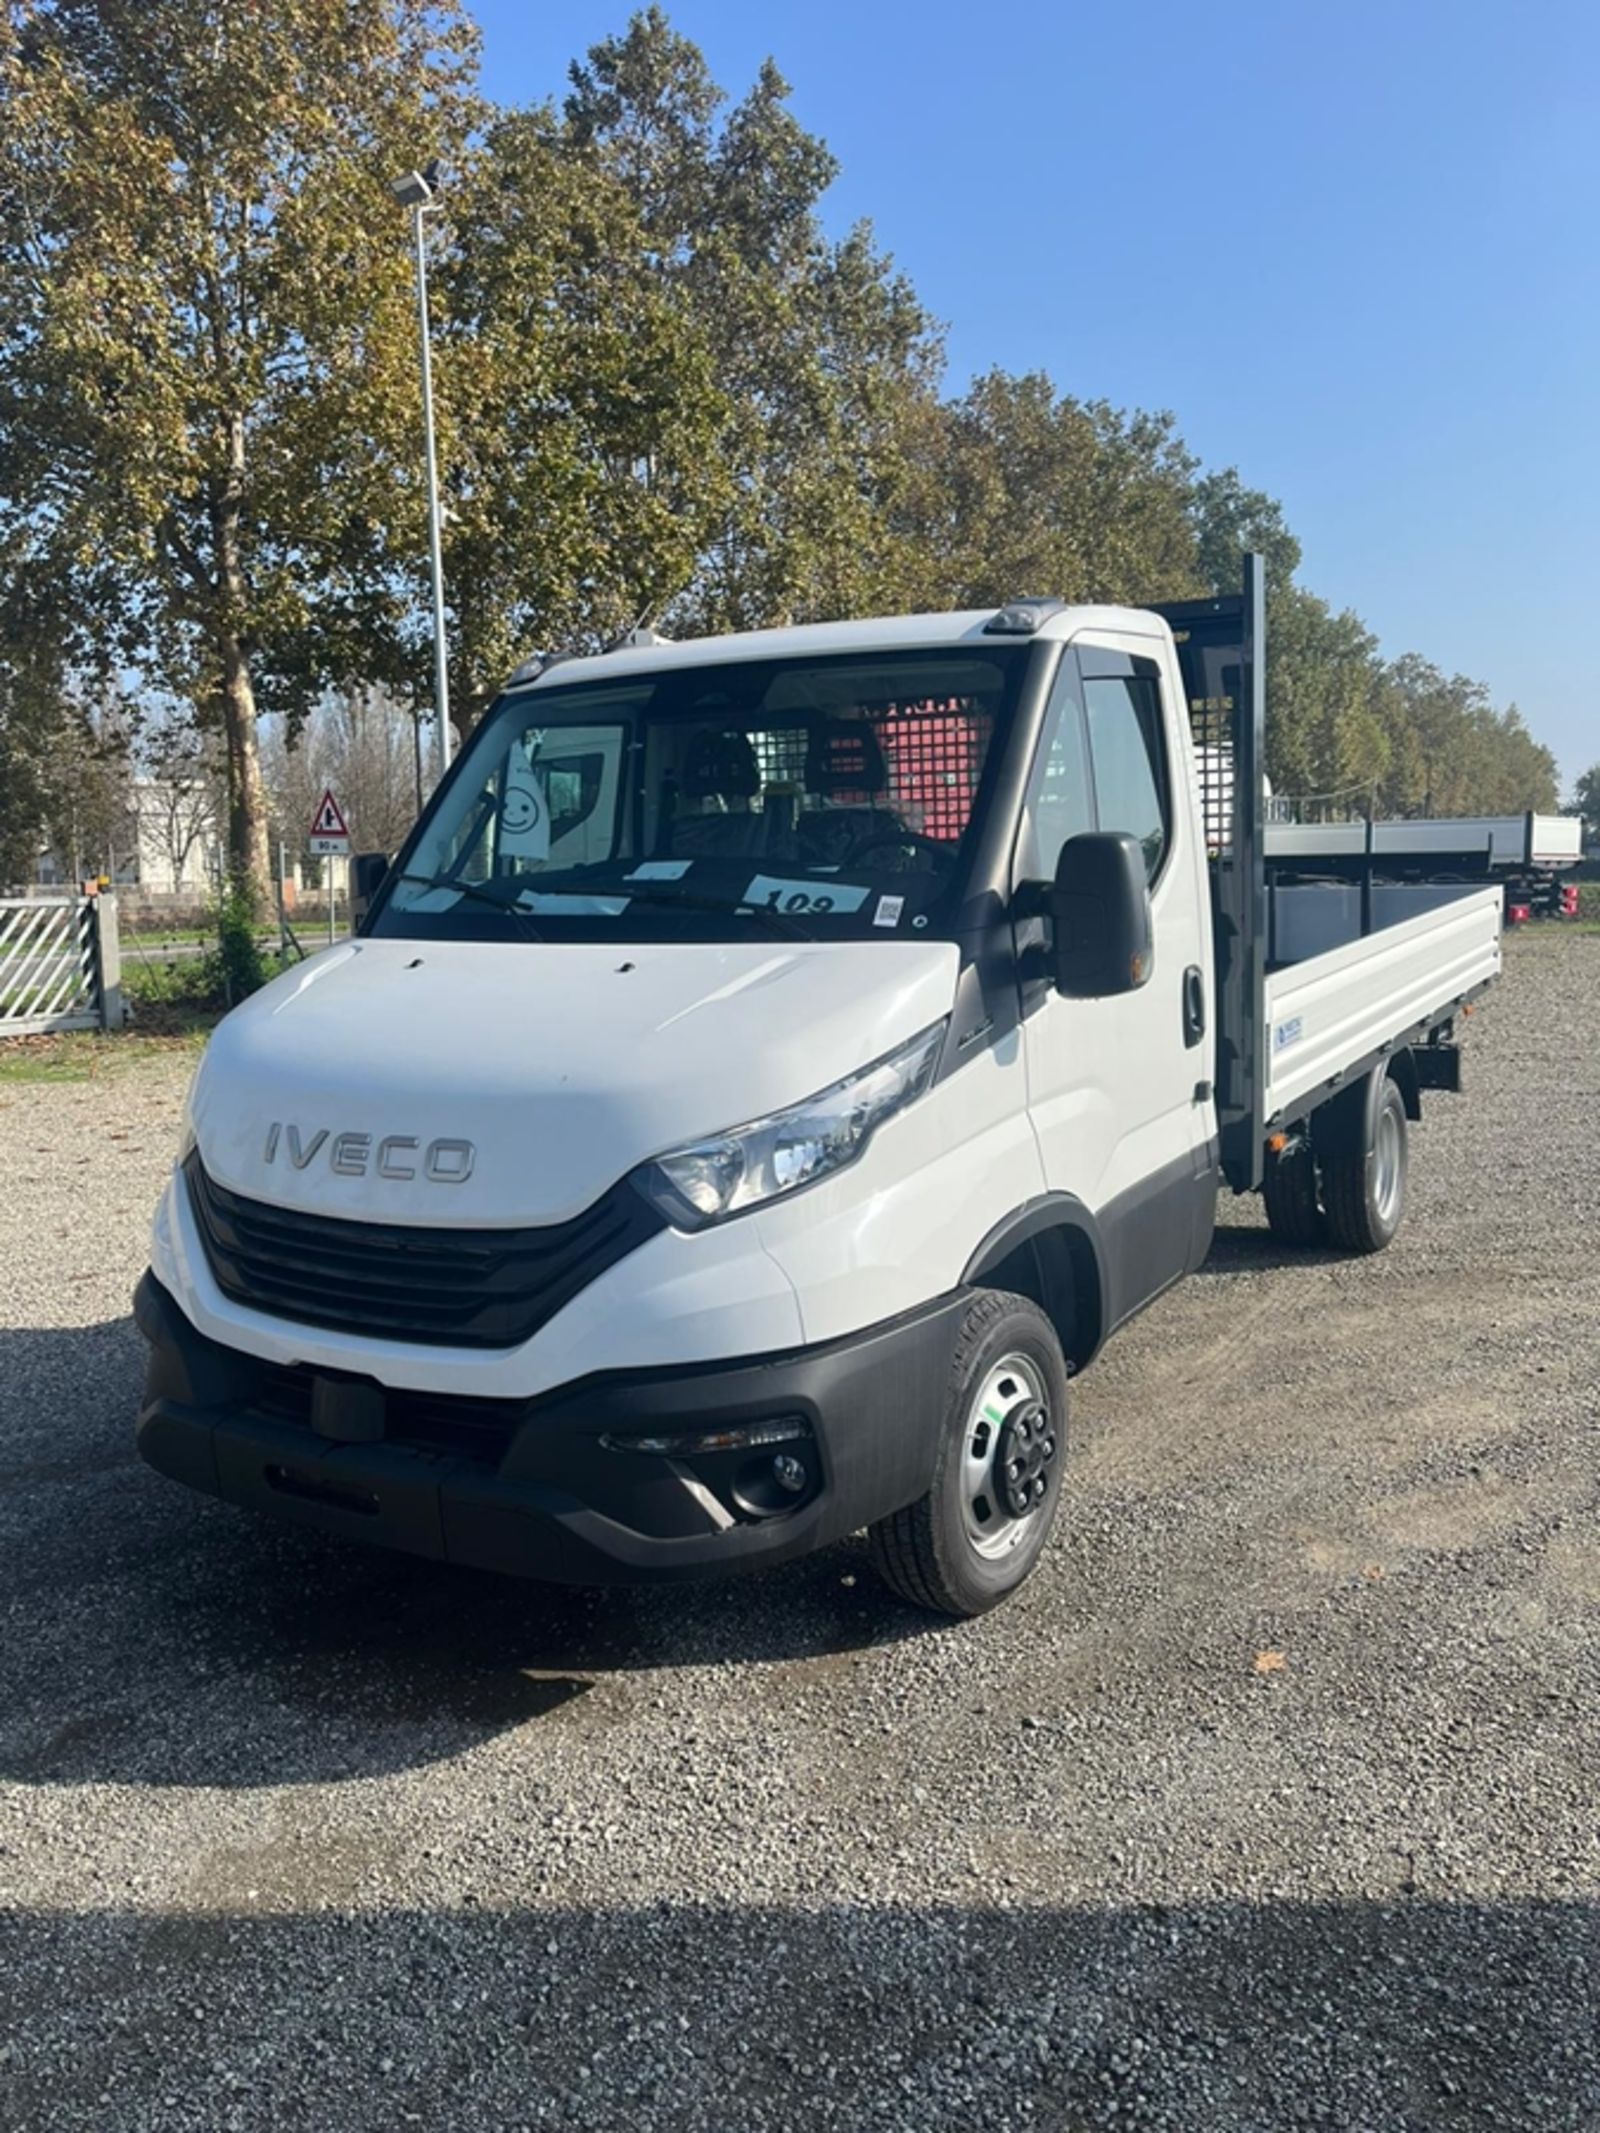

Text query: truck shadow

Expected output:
[0,1895,1593,2130]
[0,1319,935,1792]
[1194,1221,1348,1278]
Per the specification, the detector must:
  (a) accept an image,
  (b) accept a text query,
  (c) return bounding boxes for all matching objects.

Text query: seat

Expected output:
[805,719,889,799]
[797,718,899,865]
[664,727,768,859]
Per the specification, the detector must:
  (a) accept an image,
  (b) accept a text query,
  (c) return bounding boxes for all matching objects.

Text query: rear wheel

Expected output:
[1323,1074,1409,1253]
[1261,1139,1323,1245]
[867,1290,1068,1618]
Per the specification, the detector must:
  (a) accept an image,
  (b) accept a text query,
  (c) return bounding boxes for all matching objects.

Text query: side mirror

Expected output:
[1049,831,1154,997]
[351,850,392,926]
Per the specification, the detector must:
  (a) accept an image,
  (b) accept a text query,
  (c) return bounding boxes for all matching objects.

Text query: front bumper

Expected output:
[133,1272,967,1585]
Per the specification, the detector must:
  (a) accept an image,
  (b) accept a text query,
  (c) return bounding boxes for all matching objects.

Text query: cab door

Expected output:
[1014,635,1216,1331]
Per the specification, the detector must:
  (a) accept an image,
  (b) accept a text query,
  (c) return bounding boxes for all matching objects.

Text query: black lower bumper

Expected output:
[133,1272,967,1585]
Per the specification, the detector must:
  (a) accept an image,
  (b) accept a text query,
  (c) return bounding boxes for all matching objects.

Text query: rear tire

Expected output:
[1261,1140,1323,1245]
[867,1290,1068,1618]
[1323,1074,1408,1254]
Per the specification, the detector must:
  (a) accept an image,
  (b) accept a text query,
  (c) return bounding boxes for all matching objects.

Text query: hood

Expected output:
[188,937,958,1224]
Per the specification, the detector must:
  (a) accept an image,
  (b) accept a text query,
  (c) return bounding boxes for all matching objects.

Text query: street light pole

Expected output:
[393,165,452,784]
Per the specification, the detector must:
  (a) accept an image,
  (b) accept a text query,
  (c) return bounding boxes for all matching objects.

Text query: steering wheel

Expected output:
[847,827,951,870]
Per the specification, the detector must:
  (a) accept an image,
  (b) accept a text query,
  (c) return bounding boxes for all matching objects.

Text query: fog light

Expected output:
[602,1416,809,1457]
[772,1453,808,1495]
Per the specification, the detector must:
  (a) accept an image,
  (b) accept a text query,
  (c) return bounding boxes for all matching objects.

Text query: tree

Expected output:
[899,373,1203,611]
[0,0,480,908]
[1574,764,1600,839]
[0,590,64,888]
[559,10,944,632]
[262,686,423,865]
[1189,467,1302,597]
[432,107,732,723]
[1266,588,1390,809]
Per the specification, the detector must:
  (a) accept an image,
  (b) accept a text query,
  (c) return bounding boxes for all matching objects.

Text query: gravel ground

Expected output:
[0,928,1597,2132]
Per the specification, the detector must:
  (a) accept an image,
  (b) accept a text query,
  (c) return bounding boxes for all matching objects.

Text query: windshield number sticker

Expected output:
[873,895,905,928]
[742,873,869,916]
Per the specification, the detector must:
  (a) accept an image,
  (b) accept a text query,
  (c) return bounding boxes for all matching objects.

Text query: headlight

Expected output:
[634,1020,948,1229]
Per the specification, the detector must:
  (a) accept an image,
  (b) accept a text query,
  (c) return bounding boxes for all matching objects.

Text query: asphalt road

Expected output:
[0,929,1596,2131]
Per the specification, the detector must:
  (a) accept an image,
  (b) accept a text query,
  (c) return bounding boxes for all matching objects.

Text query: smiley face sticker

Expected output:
[499,739,550,860]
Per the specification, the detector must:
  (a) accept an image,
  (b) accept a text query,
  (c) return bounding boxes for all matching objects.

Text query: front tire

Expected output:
[867,1290,1068,1617]
[1322,1074,1409,1253]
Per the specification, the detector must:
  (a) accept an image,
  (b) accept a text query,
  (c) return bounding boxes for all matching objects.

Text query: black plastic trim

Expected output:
[1411,1042,1462,1093]
[961,1147,1219,1372]
[133,1272,972,1586]
[182,1152,665,1350]
[933,638,1064,1082]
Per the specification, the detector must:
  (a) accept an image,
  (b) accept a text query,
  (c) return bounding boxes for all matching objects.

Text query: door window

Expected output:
[1082,661,1170,882]
[1018,658,1095,882]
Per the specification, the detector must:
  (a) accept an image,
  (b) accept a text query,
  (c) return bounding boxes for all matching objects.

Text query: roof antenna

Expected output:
[606,599,673,653]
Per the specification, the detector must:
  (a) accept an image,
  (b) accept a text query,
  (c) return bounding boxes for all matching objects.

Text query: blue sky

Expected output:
[469,0,1599,788]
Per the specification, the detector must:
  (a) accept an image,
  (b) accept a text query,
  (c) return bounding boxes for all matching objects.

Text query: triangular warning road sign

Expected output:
[310,788,350,839]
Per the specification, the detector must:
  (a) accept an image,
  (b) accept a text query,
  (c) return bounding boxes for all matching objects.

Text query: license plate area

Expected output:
[216,1415,447,1559]
[265,1464,381,1517]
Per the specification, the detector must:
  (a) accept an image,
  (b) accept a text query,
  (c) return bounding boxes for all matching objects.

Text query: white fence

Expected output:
[0,896,124,1037]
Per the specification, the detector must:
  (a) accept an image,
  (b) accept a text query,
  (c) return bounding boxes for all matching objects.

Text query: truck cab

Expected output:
[136,565,1499,1614]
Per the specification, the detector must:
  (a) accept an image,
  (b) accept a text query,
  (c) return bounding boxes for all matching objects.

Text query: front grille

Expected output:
[184,1151,664,1349]
[256,1363,525,1466]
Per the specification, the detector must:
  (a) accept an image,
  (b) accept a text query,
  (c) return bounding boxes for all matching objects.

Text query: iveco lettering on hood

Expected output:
[135,562,1501,1615]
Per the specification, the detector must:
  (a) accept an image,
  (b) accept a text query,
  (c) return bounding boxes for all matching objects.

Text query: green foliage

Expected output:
[0,0,1567,852]
[122,954,220,1013]
[554,11,943,634]
[208,878,270,1005]
[433,107,733,720]
[897,374,1203,612]
[1572,765,1600,835]
[0,0,483,900]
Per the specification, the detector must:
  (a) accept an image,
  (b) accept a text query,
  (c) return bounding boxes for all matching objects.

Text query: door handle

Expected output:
[1183,965,1206,1048]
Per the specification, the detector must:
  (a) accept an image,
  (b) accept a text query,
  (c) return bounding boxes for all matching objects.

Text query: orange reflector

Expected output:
[1267,1132,1287,1154]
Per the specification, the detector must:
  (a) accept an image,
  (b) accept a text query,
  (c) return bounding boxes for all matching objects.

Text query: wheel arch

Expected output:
[962,1194,1107,1375]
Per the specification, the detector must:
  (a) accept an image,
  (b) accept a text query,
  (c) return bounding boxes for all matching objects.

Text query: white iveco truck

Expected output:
[136,560,1500,1615]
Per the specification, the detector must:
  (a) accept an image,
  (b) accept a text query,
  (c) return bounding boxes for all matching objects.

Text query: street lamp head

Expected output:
[390,165,438,209]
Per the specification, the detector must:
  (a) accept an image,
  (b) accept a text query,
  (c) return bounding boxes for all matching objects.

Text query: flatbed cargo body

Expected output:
[1262,887,1500,1126]
[1265,812,1581,873]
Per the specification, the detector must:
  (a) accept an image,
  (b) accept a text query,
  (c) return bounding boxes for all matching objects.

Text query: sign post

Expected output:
[308,789,351,945]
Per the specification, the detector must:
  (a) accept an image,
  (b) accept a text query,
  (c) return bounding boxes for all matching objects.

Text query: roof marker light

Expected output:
[983,597,1068,636]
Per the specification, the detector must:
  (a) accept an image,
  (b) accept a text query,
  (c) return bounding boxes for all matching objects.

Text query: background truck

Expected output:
[1264,811,1583,927]
[136,557,1501,1616]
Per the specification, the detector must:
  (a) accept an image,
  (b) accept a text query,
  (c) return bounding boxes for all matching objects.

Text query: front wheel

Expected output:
[1322,1073,1409,1253]
[867,1290,1068,1617]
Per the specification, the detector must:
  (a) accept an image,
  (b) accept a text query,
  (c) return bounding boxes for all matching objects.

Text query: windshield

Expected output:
[370,646,1029,944]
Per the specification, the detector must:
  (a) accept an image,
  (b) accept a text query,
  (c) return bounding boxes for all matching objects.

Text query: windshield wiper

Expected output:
[612,884,815,940]
[391,871,546,942]
[392,869,813,942]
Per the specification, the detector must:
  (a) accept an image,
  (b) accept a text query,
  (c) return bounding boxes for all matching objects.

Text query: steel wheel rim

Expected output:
[960,1352,1055,1560]
[1373,1102,1405,1224]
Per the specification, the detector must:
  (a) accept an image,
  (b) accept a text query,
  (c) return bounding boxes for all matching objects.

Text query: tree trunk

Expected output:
[220,634,272,911]
[212,412,272,913]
